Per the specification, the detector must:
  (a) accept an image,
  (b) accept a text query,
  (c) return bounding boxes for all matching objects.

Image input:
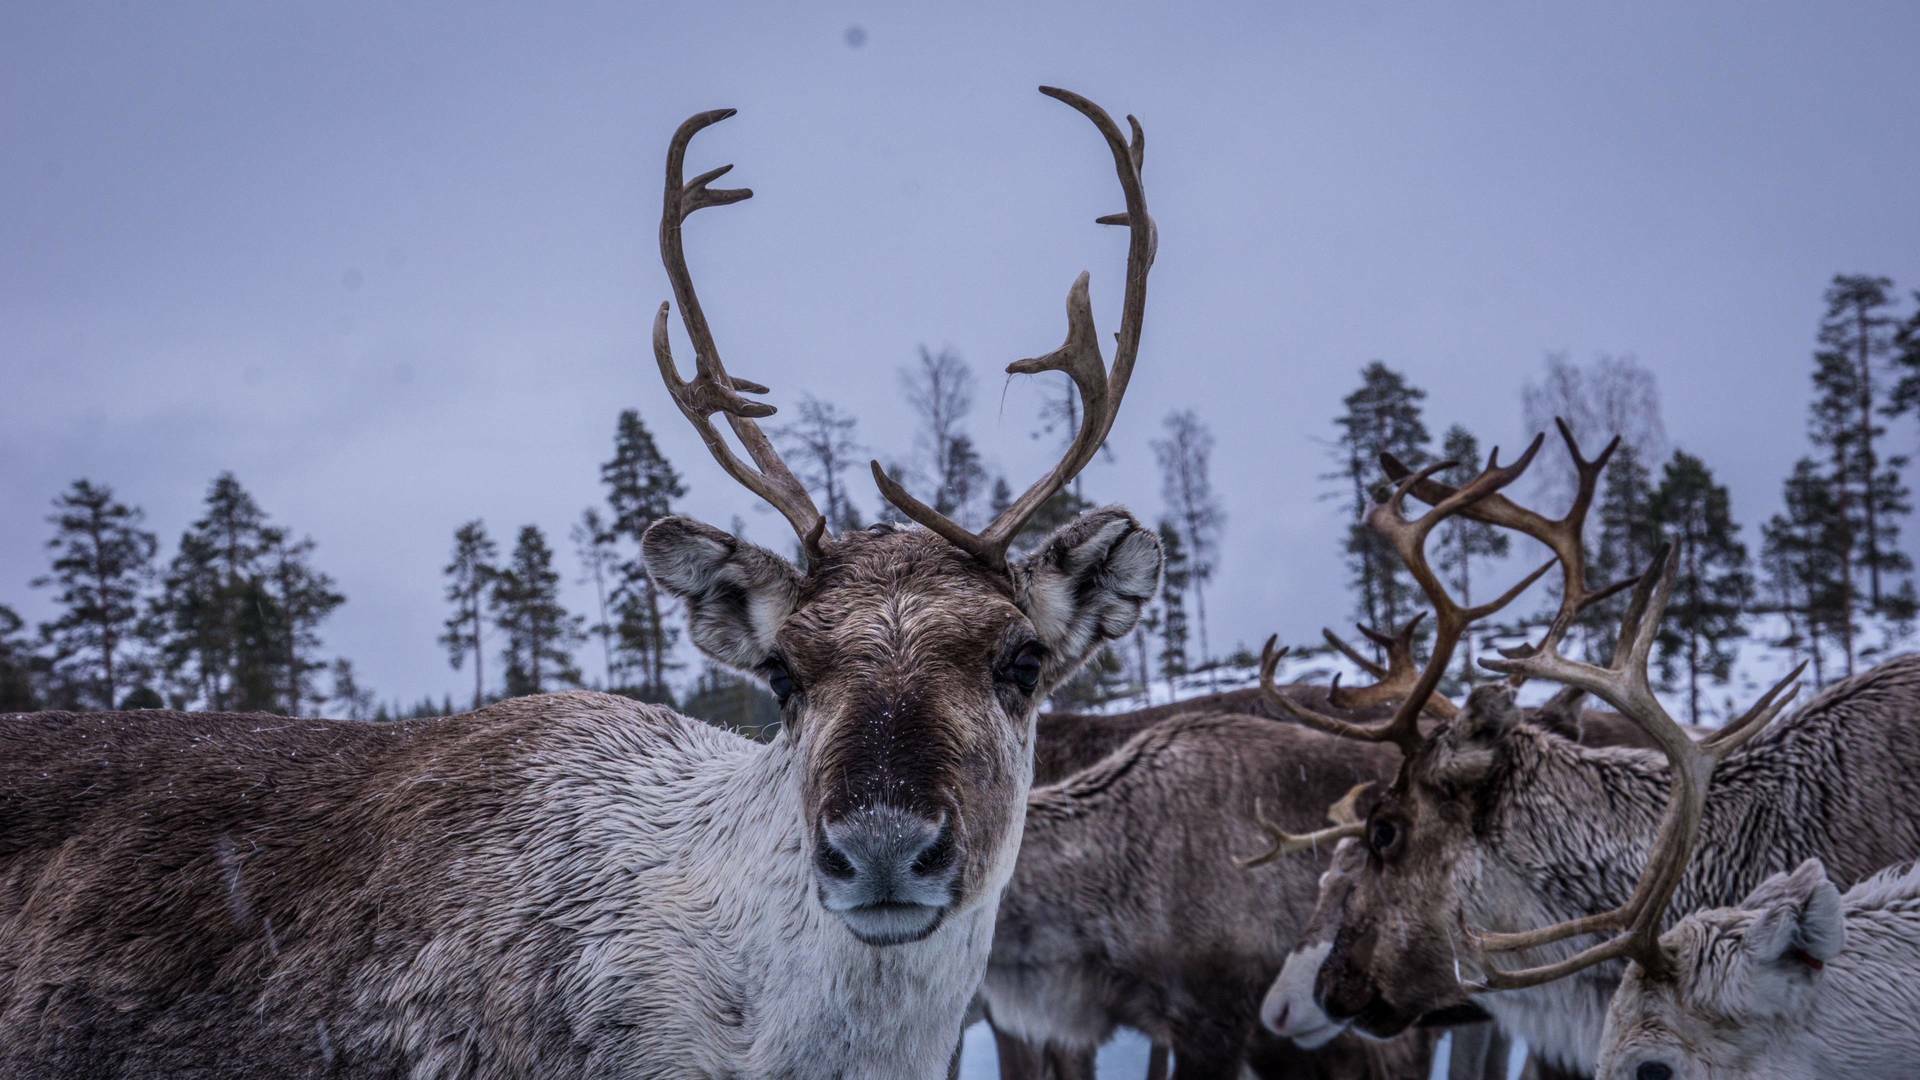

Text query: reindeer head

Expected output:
[1257,427,1803,1043]
[642,89,1162,947]
[1596,859,1845,1080]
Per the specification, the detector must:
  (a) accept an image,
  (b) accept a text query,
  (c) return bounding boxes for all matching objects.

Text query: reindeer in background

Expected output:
[1259,424,1920,1076]
[0,86,1163,1080]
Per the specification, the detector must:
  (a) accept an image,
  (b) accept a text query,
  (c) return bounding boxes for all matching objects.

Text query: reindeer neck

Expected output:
[659,729,1006,1080]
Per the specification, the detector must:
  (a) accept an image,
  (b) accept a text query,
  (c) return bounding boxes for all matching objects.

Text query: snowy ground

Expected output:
[1082,611,1911,725]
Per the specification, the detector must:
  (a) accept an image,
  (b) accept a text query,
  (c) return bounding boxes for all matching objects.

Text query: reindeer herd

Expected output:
[2,87,1916,1080]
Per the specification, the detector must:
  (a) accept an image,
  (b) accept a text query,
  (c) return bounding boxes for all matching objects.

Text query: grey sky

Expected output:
[6,2,1919,706]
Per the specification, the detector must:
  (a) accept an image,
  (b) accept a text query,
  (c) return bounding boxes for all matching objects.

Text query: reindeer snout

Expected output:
[813,807,957,945]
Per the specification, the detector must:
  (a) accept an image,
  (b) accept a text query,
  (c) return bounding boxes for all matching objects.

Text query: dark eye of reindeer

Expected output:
[763,658,797,704]
[1002,642,1046,693]
[1636,1062,1674,1080]
[1367,817,1401,856]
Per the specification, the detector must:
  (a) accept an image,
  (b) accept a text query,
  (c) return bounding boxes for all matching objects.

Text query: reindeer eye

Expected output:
[763,658,797,704]
[1635,1063,1673,1080]
[1003,642,1046,693]
[1367,818,1401,856]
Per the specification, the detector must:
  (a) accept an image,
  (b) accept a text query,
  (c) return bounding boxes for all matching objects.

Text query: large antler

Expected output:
[1319,614,1459,721]
[1382,420,1638,667]
[1239,782,1372,868]
[653,109,827,556]
[1459,546,1806,988]
[872,86,1155,572]
[1256,437,1554,755]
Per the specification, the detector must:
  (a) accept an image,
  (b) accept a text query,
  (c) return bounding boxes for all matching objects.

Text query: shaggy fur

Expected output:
[1598,858,1920,1079]
[1267,655,1920,1075]
[0,511,1161,1079]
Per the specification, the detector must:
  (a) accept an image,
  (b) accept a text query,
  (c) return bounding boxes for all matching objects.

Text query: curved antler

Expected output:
[1321,614,1460,721]
[873,86,1155,571]
[1382,419,1639,668]
[1239,782,1373,868]
[1458,546,1806,988]
[653,109,826,556]
[1257,438,1554,755]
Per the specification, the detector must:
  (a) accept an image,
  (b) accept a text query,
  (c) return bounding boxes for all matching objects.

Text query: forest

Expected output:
[5,274,1918,737]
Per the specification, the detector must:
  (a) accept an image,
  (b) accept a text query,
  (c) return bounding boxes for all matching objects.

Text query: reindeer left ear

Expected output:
[1746,859,1846,977]
[1013,507,1162,690]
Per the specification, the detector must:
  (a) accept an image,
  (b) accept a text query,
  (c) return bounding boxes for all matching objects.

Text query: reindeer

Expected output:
[0,87,1164,1080]
[1256,424,1920,1076]
[1596,857,1920,1080]
[983,627,1633,1079]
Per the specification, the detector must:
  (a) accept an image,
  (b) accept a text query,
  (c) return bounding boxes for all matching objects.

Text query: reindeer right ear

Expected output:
[1744,859,1846,978]
[643,517,802,671]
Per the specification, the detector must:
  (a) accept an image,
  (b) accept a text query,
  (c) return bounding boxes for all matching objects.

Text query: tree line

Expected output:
[1324,273,1920,723]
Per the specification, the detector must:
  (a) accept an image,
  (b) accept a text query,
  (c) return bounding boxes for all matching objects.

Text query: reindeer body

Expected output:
[1599,858,1920,1080]
[987,711,1414,1078]
[0,696,1007,1078]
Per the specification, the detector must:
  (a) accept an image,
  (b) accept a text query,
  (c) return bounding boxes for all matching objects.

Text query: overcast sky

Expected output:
[6,2,1920,707]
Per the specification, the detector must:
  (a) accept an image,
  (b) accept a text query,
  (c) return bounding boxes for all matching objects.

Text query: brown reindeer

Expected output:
[0,87,1165,1080]
[1259,425,1920,1077]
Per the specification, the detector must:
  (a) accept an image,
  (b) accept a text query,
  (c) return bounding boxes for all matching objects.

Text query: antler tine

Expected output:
[1459,547,1807,989]
[874,86,1155,572]
[1256,637,1417,745]
[654,109,826,553]
[1238,782,1373,868]
[1323,614,1460,721]
[1385,419,1629,667]
[1352,438,1551,750]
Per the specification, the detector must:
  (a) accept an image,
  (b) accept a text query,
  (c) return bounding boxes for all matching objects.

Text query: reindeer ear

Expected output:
[643,517,802,672]
[1426,684,1525,787]
[1013,507,1162,690]
[1746,859,1846,977]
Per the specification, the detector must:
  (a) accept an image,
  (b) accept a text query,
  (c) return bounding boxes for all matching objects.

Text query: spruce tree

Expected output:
[1761,458,1852,685]
[1651,451,1751,723]
[1811,274,1908,611]
[1156,519,1191,680]
[440,520,498,709]
[1328,362,1432,646]
[600,410,686,697]
[154,474,274,710]
[32,479,158,709]
[491,525,584,696]
[1434,427,1511,679]
[1585,443,1662,653]
[329,657,375,721]
[572,508,621,690]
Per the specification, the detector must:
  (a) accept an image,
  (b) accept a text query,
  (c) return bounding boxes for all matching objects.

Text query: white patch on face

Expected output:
[1263,940,1348,1048]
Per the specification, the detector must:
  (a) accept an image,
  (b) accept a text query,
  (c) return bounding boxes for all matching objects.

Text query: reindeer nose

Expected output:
[815,807,956,898]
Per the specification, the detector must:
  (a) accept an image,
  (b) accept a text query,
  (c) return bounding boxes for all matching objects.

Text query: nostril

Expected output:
[1636,1065,1673,1080]
[1270,1002,1290,1031]
[910,820,956,877]
[813,835,856,880]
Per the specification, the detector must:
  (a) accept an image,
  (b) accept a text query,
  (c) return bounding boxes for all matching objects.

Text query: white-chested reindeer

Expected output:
[0,87,1162,1079]
[1594,856,1920,1079]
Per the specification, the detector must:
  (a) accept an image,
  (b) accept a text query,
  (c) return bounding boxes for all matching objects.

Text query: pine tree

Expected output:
[440,520,498,709]
[1812,275,1909,612]
[1328,362,1432,646]
[0,604,39,712]
[1156,519,1191,680]
[1891,291,1920,417]
[491,525,584,696]
[1651,451,1751,723]
[31,480,158,709]
[776,395,864,533]
[262,530,344,716]
[1761,458,1852,686]
[154,473,276,710]
[600,409,686,698]
[1434,427,1511,680]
